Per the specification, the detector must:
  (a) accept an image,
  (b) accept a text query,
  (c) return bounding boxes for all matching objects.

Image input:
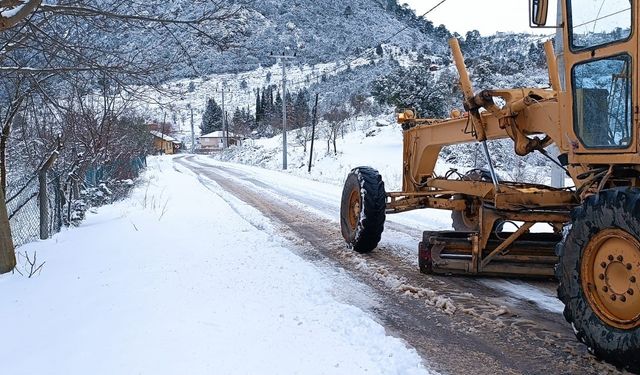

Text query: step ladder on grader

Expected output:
[340,0,640,372]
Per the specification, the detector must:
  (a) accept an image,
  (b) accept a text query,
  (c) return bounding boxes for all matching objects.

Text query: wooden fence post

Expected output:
[38,150,59,240]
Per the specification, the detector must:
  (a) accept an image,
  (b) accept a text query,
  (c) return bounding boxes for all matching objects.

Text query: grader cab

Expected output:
[340,0,640,372]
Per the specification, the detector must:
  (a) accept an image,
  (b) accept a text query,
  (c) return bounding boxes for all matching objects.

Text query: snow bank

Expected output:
[0,156,434,375]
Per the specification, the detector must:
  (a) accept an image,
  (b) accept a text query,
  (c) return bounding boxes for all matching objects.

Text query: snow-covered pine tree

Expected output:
[201,98,223,135]
[255,88,262,123]
[293,89,311,129]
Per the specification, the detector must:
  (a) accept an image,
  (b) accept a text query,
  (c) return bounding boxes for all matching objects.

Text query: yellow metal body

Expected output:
[390,2,640,276]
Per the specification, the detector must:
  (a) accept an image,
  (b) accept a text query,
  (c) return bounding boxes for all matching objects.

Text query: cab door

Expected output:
[561,0,637,156]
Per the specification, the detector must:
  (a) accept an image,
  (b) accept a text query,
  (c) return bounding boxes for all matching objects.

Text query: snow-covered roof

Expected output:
[150,131,180,143]
[200,131,242,139]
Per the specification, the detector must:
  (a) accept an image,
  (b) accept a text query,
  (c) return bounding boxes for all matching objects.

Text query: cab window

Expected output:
[569,0,632,50]
[572,54,632,148]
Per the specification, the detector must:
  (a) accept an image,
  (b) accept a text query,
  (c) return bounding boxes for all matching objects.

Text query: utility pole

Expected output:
[269,52,296,170]
[217,84,231,149]
[188,104,195,153]
[161,111,167,154]
[308,93,319,173]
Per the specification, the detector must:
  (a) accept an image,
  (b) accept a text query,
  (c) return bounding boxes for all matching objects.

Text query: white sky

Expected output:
[403,0,557,36]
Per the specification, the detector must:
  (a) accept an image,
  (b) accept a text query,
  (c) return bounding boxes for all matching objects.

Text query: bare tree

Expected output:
[0,0,249,273]
[323,107,349,155]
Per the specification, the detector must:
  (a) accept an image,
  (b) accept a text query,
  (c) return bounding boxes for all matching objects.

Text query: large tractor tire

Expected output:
[340,167,386,253]
[557,189,640,373]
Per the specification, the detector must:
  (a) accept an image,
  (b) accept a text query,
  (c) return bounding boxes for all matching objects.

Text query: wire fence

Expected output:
[6,155,146,248]
[7,174,63,247]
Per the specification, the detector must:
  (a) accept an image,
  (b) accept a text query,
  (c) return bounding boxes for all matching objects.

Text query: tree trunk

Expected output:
[0,187,15,273]
[333,133,337,155]
[0,96,24,273]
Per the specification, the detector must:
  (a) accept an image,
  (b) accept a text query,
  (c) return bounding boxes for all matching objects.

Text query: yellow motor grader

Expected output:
[340,0,639,371]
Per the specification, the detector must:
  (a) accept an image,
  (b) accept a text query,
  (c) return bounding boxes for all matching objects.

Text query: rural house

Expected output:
[199,131,243,152]
[150,131,182,155]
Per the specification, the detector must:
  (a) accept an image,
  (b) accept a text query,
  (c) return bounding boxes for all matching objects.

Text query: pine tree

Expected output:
[371,65,451,118]
[293,89,311,129]
[255,88,262,123]
[272,90,283,132]
[344,5,353,18]
[286,91,295,127]
[375,44,384,56]
[386,0,397,12]
[200,98,223,135]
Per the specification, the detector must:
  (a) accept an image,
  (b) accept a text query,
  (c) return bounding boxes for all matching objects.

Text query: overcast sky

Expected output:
[403,0,557,36]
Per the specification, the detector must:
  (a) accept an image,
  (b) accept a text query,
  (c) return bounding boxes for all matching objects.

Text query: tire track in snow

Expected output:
[176,156,621,375]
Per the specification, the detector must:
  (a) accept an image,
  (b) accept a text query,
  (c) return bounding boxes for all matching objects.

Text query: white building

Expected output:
[198,131,243,152]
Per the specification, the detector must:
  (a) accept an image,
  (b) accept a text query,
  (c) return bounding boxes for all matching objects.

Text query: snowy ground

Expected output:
[210,121,566,315]
[1,156,434,375]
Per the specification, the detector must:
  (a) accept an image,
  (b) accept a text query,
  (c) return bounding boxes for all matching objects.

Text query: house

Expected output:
[150,131,182,155]
[199,131,244,152]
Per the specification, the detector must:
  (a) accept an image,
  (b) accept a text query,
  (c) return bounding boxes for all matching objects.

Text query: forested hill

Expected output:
[173,0,450,77]
[153,0,551,118]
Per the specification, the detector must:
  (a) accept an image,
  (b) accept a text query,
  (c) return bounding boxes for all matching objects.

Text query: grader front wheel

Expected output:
[557,189,640,373]
[340,167,386,253]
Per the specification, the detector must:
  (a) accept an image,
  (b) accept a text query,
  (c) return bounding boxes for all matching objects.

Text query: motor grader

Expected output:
[340,0,639,372]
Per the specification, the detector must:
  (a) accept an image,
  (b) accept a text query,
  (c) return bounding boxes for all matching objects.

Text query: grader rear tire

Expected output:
[557,189,640,373]
[340,167,386,253]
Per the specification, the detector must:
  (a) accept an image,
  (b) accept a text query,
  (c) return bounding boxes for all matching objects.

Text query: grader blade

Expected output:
[418,230,561,277]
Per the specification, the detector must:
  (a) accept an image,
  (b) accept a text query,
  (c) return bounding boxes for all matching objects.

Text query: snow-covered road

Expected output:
[1,156,432,375]
[173,155,621,375]
[1,155,623,375]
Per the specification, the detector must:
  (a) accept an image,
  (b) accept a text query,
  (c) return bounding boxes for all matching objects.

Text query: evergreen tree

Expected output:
[344,5,353,18]
[462,30,482,55]
[386,0,397,12]
[375,44,384,56]
[272,90,283,132]
[372,65,451,118]
[527,42,546,67]
[274,91,283,112]
[293,89,311,129]
[286,91,295,127]
[255,88,262,123]
[233,107,255,136]
[200,98,223,135]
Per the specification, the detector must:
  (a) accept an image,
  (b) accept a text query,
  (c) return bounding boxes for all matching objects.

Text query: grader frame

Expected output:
[385,37,578,277]
[341,1,640,370]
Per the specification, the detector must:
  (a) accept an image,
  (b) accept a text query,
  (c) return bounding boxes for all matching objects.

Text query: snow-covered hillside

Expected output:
[211,114,557,191]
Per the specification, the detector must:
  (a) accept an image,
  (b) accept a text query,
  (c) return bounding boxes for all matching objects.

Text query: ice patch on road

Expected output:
[480,279,564,314]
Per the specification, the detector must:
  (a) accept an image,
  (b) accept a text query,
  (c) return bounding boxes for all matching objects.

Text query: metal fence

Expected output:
[6,156,145,248]
[7,174,63,247]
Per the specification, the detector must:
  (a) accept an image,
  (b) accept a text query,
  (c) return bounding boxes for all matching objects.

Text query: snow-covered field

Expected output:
[1,157,434,375]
